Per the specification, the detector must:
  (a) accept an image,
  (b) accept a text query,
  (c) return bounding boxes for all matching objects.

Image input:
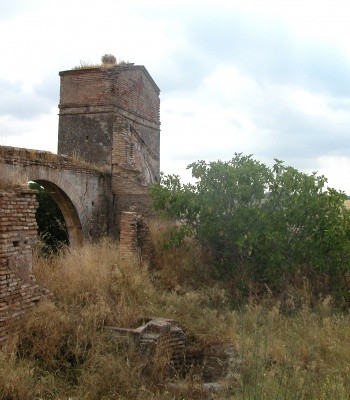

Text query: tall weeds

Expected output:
[0,237,349,399]
[0,169,28,190]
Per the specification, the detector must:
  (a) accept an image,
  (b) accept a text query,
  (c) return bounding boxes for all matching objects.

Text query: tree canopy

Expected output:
[150,154,350,287]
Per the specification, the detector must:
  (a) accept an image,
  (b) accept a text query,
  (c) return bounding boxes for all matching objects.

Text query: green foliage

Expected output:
[29,182,69,253]
[150,154,350,286]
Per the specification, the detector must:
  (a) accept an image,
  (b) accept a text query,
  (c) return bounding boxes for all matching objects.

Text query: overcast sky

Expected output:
[1,0,350,192]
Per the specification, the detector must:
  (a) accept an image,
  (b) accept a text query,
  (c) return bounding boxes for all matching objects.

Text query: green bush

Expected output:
[150,154,350,288]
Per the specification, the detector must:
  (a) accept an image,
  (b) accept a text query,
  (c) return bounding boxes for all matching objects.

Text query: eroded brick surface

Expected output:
[57,64,161,234]
[58,65,160,181]
[0,189,48,343]
[119,211,153,262]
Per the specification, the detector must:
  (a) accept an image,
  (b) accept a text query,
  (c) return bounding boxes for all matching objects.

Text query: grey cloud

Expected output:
[149,5,350,97]
[251,99,350,164]
[0,78,55,120]
[294,43,350,97]
[137,3,350,188]
[188,12,350,97]
[153,50,212,92]
[34,74,59,103]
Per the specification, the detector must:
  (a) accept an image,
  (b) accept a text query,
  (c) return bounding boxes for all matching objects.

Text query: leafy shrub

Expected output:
[150,154,350,292]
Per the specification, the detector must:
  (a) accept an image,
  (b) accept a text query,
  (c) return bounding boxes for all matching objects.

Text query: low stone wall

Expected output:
[119,211,153,262]
[0,189,48,343]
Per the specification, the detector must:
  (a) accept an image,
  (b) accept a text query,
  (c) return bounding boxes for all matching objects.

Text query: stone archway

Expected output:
[33,180,83,246]
[0,148,112,243]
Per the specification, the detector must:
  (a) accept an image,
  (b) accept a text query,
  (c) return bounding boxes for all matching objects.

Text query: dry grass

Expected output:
[1,237,350,399]
[230,300,350,399]
[72,57,133,71]
[0,351,36,399]
[0,168,28,190]
[73,61,101,70]
[148,219,217,291]
[73,59,133,71]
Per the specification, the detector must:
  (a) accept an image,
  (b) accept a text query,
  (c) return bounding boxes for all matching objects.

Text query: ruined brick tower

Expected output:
[58,61,161,229]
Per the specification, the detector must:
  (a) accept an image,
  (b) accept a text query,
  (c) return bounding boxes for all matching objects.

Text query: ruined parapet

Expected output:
[0,189,50,343]
[0,145,107,172]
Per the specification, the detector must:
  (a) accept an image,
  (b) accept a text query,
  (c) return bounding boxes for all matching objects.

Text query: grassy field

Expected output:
[1,222,350,399]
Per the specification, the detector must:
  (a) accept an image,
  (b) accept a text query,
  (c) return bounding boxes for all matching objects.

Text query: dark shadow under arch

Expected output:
[33,180,83,246]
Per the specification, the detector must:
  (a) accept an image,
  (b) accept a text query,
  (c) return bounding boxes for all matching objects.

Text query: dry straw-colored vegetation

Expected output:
[73,54,133,71]
[1,225,350,399]
[0,169,28,190]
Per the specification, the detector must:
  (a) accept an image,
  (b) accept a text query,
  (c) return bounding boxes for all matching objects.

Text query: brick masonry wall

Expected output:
[58,68,113,166]
[119,211,153,262]
[109,66,160,168]
[58,113,113,167]
[59,66,160,123]
[0,189,48,343]
[58,64,161,232]
[111,66,160,124]
[111,115,159,194]
[58,65,160,169]
[0,189,38,280]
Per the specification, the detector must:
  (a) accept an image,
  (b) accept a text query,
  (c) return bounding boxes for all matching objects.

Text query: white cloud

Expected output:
[1,0,350,194]
[0,108,57,152]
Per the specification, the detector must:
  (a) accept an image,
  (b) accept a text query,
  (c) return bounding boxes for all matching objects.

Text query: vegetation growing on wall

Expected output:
[73,54,132,71]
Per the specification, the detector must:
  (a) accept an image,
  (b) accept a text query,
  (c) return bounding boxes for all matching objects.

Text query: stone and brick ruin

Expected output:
[58,63,160,219]
[0,60,238,388]
[0,61,160,343]
[1,62,160,244]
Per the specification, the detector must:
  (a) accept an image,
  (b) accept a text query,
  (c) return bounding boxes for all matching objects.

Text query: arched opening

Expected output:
[29,182,69,253]
[29,180,83,248]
